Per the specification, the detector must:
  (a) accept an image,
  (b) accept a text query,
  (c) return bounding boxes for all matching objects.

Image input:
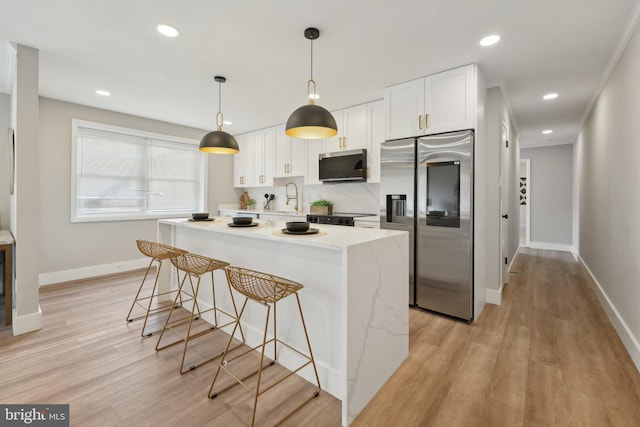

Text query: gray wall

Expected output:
[575,22,640,368]
[520,144,573,245]
[38,97,236,275]
[0,92,10,229]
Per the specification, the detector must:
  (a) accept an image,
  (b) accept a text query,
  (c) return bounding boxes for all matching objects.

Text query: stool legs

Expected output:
[156,269,245,374]
[126,258,180,337]
[209,294,321,426]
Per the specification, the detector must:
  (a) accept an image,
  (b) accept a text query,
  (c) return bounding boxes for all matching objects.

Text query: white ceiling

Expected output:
[0,0,638,148]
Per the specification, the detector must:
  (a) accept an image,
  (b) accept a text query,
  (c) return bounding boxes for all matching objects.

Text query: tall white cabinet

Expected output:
[385,64,476,140]
[274,125,306,178]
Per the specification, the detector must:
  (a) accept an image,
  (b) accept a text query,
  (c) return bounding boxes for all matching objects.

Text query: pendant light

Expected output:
[199,76,239,154]
[286,27,338,139]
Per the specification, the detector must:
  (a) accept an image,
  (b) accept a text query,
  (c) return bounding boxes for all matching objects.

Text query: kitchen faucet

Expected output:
[285,182,299,212]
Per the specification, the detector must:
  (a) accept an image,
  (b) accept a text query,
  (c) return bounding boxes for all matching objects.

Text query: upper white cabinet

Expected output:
[367,100,383,183]
[254,127,275,187]
[233,133,255,188]
[385,64,476,140]
[304,139,324,186]
[233,128,274,188]
[323,104,368,152]
[275,125,306,178]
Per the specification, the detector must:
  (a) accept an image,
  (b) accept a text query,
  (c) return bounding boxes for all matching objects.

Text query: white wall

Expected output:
[574,22,640,370]
[0,92,10,229]
[11,45,41,334]
[484,87,520,303]
[38,97,237,280]
[520,144,573,247]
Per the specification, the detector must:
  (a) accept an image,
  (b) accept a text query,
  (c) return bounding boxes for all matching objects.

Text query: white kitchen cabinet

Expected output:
[233,133,254,188]
[385,64,476,140]
[254,127,275,187]
[367,100,383,183]
[305,139,324,185]
[275,125,306,177]
[233,128,275,188]
[323,104,368,153]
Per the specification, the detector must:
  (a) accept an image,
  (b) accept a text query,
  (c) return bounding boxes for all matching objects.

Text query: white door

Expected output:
[500,121,509,285]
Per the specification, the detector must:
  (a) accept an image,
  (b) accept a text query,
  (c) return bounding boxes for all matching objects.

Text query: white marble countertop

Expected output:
[219,208,308,217]
[160,217,405,250]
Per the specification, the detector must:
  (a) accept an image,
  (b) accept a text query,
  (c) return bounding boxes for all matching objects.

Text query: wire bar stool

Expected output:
[208,266,321,426]
[155,253,245,374]
[126,240,188,337]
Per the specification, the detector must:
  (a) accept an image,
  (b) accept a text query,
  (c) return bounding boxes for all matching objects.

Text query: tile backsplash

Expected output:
[237,177,380,215]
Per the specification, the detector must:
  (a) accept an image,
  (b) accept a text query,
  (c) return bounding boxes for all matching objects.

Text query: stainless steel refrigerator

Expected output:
[380,130,474,321]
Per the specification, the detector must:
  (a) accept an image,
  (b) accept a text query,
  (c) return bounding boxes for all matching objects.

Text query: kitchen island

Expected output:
[157,217,408,426]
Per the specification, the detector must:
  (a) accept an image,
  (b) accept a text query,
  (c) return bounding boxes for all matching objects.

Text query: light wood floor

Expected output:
[1,248,639,426]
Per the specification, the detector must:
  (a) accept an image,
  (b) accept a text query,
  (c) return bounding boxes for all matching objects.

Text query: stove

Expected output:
[306,212,373,227]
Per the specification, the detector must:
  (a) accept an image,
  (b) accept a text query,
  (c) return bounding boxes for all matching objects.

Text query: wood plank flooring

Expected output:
[1,248,639,426]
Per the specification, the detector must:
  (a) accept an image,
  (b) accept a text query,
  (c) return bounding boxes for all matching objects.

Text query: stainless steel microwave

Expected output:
[319,149,367,183]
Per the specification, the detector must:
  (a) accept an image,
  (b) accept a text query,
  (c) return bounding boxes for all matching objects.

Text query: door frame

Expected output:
[499,120,509,286]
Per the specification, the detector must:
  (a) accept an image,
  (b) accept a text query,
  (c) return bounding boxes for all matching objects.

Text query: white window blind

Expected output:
[72,120,206,222]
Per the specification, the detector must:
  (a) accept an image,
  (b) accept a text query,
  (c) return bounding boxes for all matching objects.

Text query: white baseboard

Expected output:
[528,241,574,252]
[577,254,640,373]
[12,305,42,335]
[485,288,502,305]
[38,258,150,287]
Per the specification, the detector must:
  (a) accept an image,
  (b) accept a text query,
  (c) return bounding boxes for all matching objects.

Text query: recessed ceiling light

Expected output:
[479,34,501,47]
[543,93,559,100]
[223,120,232,125]
[157,24,180,38]
[95,89,111,96]
[542,129,553,134]
[308,93,320,100]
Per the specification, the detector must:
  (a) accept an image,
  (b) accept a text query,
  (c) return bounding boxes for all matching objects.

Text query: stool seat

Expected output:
[126,240,188,337]
[225,266,303,304]
[209,266,321,426]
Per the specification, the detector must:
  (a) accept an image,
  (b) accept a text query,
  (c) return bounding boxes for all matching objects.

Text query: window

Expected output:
[71,119,206,222]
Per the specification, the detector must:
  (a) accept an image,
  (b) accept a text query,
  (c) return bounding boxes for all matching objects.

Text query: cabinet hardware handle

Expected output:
[418,115,423,129]
[425,113,430,129]
[240,176,244,185]
[343,137,346,148]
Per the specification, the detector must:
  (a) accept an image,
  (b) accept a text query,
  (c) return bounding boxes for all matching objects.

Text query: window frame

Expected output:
[71,119,207,223]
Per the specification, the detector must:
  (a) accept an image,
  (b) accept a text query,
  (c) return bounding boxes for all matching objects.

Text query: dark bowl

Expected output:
[232,216,253,225]
[192,212,210,220]
[286,221,310,232]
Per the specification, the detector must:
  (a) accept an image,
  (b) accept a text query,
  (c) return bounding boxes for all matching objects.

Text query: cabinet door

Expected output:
[274,125,291,177]
[367,100,384,183]
[424,65,475,134]
[253,130,266,186]
[233,133,254,188]
[322,110,343,152]
[289,138,306,176]
[342,104,368,150]
[305,139,324,185]
[261,127,276,186]
[384,77,425,140]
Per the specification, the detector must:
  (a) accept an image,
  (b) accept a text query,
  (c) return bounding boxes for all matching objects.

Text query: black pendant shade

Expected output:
[286,27,337,139]
[199,130,239,154]
[286,103,338,139]
[199,75,239,154]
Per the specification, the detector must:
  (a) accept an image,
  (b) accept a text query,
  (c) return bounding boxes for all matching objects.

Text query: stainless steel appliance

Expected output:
[319,149,367,183]
[380,130,474,321]
[307,213,372,226]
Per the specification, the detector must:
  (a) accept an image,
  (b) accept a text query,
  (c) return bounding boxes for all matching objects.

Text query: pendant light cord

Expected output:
[307,38,317,104]
[216,80,223,130]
